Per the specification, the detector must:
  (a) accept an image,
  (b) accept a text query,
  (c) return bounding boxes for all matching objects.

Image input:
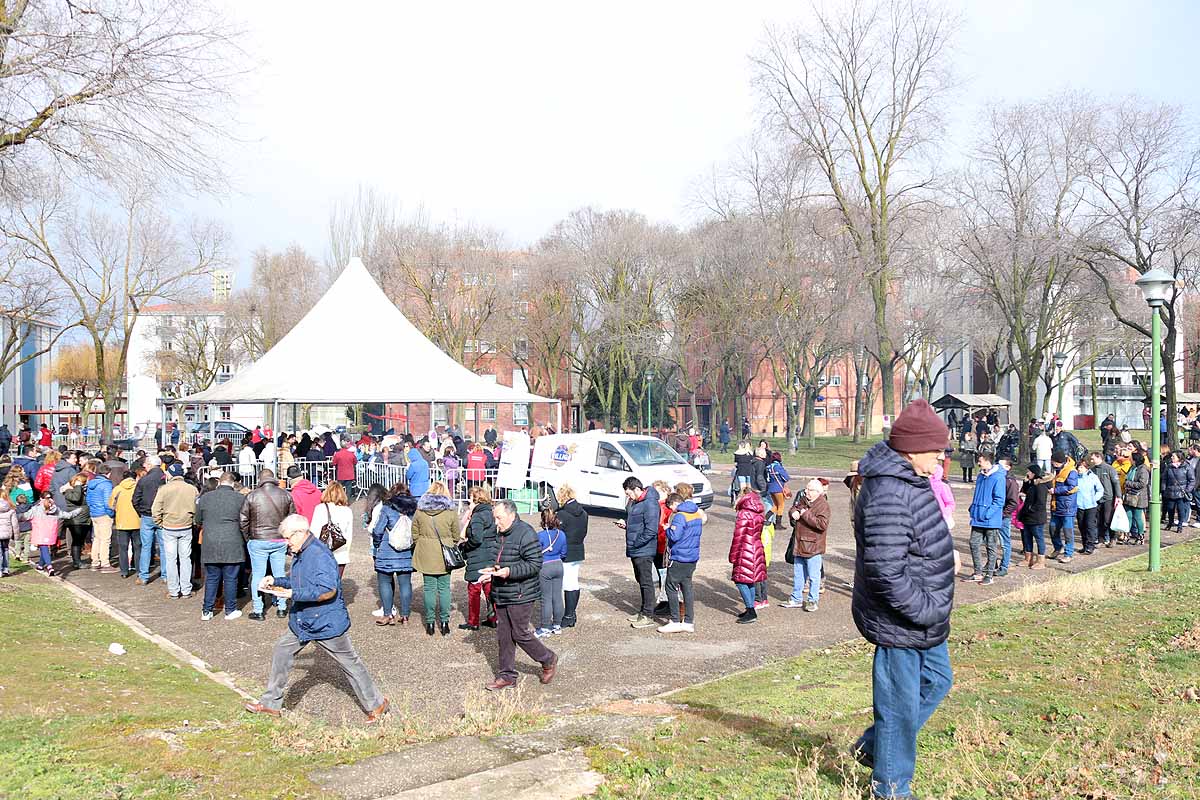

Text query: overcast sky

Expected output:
[207,0,1200,284]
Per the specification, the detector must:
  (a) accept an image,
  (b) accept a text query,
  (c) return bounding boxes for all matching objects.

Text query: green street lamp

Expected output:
[1053,352,1066,423]
[1137,268,1174,572]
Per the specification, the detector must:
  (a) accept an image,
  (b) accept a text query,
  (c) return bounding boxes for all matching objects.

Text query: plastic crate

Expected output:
[509,486,539,515]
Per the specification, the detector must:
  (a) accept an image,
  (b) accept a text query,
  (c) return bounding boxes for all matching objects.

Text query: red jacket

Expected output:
[466,450,487,481]
[729,492,766,584]
[657,500,670,554]
[331,448,357,481]
[38,428,52,446]
[290,480,322,522]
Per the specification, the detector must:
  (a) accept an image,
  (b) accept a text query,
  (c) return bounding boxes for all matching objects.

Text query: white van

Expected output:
[529,431,714,511]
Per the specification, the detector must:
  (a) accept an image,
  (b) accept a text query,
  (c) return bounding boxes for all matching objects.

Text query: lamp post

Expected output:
[1053,352,1066,424]
[1136,268,1174,573]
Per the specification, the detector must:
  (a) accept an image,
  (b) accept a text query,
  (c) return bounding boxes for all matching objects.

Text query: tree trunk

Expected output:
[804,388,817,449]
[1016,362,1041,463]
[1164,321,1179,449]
[877,356,896,419]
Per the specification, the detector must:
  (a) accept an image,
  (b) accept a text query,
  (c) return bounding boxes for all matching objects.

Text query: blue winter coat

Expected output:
[538,528,568,562]
[85,476,114,518]
[272,534,350,643]
[371,495,416,573]
[851,441,956,649]
[405,456,430,497]
[624,486,660,558]
[968,467,1007,529]
[1051,464,1079,518]
[1076,471,1102,510]
[666,500,703,563]
[766,461,791,494]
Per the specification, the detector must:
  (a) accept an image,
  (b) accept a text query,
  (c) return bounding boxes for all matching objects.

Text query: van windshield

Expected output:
[618,439,685,467]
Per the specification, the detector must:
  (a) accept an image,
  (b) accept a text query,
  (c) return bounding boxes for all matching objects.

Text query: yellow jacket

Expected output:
[109,477,140,530]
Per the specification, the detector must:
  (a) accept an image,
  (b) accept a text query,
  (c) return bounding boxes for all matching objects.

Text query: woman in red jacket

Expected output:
[729,487,766,624]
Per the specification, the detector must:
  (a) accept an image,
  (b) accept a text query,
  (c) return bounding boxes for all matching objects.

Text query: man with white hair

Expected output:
[244,514,389,721]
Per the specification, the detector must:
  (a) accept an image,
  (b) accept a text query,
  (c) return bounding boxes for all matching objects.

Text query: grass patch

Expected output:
[1002,568,1139,606]
[0,576,544,799]
[589,541,1200,799]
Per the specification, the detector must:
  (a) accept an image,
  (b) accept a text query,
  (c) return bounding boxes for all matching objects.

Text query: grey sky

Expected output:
[209,0,1200,284]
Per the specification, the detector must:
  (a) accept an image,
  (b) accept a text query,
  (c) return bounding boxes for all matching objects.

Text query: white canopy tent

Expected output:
[171,257,559,434]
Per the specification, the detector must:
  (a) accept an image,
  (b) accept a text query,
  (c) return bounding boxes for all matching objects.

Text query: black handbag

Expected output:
[433,520,465,571]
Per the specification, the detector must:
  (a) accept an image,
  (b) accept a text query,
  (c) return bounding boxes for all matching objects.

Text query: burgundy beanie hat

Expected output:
[889,399,950,454]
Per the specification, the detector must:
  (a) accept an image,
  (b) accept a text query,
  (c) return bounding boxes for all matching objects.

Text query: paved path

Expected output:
[49,475,1188,725]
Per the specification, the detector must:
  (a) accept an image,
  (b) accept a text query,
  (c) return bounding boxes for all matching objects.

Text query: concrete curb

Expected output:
[34,569,258,702]
[374,748,602,800]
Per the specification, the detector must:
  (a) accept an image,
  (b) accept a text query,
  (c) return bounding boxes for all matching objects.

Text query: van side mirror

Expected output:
[608,456,625,471]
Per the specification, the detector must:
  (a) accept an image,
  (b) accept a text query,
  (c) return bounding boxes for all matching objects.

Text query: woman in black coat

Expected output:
[555,484,589,628]
[1017,464,1049,569]
[457,485,499,631]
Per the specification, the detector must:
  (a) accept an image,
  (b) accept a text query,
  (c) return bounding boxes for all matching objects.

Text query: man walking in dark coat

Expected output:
[484,500,557,691]
[850,399,956,799]
[618,477,660,629]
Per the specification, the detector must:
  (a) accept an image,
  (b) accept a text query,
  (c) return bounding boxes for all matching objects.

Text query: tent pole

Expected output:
[208,404,215,447]
[429,401,435,440]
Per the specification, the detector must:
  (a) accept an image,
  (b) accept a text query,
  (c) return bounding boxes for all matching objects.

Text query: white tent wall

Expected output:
[172,258,560,431]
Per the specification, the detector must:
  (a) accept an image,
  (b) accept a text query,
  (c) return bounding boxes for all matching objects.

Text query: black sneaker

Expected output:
[481,619,497,629]
[458,623,479,631]
[248,612,265,621]
[850,742,874,770]
[276,608,288,618]
[735,608,758,625]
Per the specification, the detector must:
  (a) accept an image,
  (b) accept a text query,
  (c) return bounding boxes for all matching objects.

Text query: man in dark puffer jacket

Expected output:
[851,399,955,800]
[484,499,557,691]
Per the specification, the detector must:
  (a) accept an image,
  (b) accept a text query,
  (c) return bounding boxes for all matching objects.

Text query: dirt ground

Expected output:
[53,471,1188,725]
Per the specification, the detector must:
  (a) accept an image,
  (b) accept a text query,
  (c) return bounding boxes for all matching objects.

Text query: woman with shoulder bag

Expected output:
[458,485,498,631]
[309,481,353,578]
[411,481,460,636]
[1122,452,1150,545]
[62,472,92,570]
[372,483,417,626]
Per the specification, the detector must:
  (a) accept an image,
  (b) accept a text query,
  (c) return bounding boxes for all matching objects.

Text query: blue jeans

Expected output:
[0,539,8,572]
[204,563,240,614]
[38,544,52,569]
[162,527,193,596]
[999,519,1012,573]
[855,642,953,798]
[1021,523,1045,555]
[248,540,288,613]
[735,581,755,611]
[138,515,162,582]
[1050,515,1075,557]
[377,571,413,617]
[791,554,822,603]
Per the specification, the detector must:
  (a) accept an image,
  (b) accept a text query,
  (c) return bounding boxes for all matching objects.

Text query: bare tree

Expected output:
[0,252,72,385]
[1081,97,1200,447]
[949,96,1098,458]
[149,307,238,425]
[752,0,957,416]
[0,0,242,194]
[48,341,118,426]
[227,245,325,361]
[3,181,226,440]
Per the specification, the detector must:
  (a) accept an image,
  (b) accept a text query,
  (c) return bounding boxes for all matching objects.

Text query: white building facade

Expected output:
[0,320,58,430]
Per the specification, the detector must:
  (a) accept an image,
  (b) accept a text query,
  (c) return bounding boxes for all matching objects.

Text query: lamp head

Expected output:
[1136,268,1174,308]
[1053,352,1066,368]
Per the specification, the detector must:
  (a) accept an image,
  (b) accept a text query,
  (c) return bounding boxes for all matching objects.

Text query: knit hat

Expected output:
[166,462,185,478]
[888,399,950,454]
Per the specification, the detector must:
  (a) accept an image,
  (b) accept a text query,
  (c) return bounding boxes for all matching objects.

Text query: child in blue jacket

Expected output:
[659,492,703,634]
[536,509,568,637]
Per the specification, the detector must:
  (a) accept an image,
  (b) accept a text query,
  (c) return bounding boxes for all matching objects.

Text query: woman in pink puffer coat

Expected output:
[729,488,766,624]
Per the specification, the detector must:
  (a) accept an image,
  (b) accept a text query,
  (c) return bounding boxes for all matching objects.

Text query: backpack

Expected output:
[34,464,53,493]
[386,512,413,551]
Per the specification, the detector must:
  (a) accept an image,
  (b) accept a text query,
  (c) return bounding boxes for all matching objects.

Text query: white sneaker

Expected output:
[200,611,214,621]
[224,610,243,621]
[778,599,805,609]
[681,622,694,633]
[371,606,397,617]
[657,621,689,634]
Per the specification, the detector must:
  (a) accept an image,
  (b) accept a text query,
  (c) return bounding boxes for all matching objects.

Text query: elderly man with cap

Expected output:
[849,399,956,800]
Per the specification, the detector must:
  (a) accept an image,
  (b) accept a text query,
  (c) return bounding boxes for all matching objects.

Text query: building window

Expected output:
[464,340,477,354]
[513,403,528,426]
[814,407,826,418]
[514,338,529,360]
[219,406,231,421]
[464,405,475,422]
[433,403,448,426]
[482,405,497,422]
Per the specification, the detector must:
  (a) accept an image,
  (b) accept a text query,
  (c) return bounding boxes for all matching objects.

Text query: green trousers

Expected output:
[422,573,451,623]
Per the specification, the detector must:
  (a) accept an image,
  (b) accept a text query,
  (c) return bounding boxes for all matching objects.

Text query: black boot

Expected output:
[562,590,580,628]
[439,621,450,636]
[71,546,83,569]
[425,622,435,636]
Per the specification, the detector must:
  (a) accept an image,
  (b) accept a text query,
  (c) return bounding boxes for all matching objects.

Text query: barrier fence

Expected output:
[203,457,548,513]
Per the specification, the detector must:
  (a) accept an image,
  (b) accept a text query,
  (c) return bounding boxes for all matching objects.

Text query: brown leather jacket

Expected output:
[789,493,830,558]
[238,479,296,541]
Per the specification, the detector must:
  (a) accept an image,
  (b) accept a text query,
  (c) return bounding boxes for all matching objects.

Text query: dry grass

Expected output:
[454,687,545,737]
[1002,569,1139,606]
